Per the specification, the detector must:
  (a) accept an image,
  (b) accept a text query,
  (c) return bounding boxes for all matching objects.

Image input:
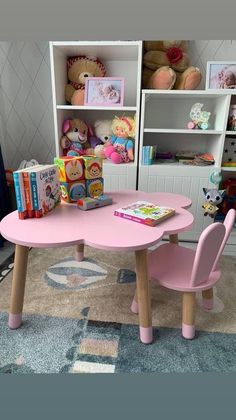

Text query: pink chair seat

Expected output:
[149,243,221,292]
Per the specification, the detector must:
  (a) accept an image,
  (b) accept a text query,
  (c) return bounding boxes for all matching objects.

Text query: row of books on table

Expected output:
[13,164,61,219]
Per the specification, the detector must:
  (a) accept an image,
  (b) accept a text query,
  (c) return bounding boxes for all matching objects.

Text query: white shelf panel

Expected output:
[226,131,236,135]
[140,162,214,170]
[144,128,222,135]
[103,160,137,168]
[57,105,137,111]
[142,89,231,99]
[221,166,236,171]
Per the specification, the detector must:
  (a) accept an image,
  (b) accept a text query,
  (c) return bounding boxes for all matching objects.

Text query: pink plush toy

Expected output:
[104,116,136,164]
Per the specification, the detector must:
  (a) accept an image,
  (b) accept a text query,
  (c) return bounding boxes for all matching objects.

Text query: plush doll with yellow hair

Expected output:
[104,116,136,164]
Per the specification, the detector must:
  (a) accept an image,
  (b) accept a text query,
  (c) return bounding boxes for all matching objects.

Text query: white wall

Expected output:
[0,41,55,170]
[1,40,236,170]
[188,40,236,89]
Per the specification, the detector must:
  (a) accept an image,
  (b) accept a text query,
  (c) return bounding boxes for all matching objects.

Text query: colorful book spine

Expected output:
[142,146,154,165]
[22,171,34,218]
[30,171,42,218]
[13,171,27,219]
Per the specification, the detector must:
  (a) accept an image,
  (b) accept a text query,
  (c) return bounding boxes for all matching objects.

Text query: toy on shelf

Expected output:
[104,116,136,164]
[202,188,225,218]
[77,194,113,210]
[187,103,211,130]
[227,104,236,131]
[220,178,236,215]
[65,56,106,106]
[142,40,202,90]
[93,120,113,158]
[60,118,94,156]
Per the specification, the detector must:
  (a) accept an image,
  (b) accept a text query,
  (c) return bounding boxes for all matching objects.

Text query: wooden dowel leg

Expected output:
[202,288,214,310]
[169,234,178,244]
[75,243,84,262]
[135,249,153,344]
[182,292,196,339]
[9,245,29,329]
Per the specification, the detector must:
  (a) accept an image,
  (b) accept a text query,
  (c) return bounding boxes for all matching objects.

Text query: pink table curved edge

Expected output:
[0,190,194,251]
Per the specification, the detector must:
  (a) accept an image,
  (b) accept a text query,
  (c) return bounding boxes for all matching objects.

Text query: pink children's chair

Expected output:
[131,209,236,340]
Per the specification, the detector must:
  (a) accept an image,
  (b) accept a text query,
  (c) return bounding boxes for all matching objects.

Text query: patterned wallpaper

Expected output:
[0,41,55,170]
[0,40,236,170]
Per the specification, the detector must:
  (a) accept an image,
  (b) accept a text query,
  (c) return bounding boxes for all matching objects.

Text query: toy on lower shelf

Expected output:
[77,195,113,210]
[187,103,211,130]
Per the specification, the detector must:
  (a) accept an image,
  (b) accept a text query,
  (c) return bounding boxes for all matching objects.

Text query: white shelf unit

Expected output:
[49,41,143,191]
[138,90,233,245]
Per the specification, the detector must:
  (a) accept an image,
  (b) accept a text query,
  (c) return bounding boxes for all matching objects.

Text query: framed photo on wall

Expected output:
[84,77,124,106]
[206,61,236,91]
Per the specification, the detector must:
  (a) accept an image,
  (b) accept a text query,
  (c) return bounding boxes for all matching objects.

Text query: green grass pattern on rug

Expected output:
[1,309,236,374]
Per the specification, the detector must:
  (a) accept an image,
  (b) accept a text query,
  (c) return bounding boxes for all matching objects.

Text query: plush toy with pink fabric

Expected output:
[104,116,136,164]
[60,118,94,156]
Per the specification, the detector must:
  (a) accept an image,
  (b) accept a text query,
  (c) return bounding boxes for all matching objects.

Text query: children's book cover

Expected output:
[29,164,61,217]
[114,201,175,226]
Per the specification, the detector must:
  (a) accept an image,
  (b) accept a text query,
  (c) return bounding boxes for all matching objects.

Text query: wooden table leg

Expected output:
[202,288,214,310]
[135,249,153,344]
[8,244,29,329]
[131,288,139,314]
[75,243,84,262]
[169,234,178,244]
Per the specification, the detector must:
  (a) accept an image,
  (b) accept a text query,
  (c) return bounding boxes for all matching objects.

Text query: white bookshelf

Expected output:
[138,90,236,250]
[49,41,143,190]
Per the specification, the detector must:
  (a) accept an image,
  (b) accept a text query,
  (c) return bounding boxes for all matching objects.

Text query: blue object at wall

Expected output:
[0,145,11,247]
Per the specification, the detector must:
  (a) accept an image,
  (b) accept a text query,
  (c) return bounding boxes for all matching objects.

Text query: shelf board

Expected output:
[57,105,137,111]
[143,128,222,135]
[221,166,236,171]
[140,162,214,169]
[226,131,236,135]
[142,89,231,99]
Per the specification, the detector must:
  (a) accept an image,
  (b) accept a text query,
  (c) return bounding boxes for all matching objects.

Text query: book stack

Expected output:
[114,201,175,227]
[13,164,61,219]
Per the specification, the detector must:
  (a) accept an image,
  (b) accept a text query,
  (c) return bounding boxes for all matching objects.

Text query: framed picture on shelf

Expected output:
[84,77,124,106]
[206,61,236,91]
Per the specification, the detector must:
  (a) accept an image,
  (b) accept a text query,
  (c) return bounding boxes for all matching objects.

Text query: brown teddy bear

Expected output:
[65,56,106,105]
[142,40,202,90]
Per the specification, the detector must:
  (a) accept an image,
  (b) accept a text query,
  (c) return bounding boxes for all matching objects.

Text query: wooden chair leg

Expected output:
[169,234,178,244]
[182,292,196,339]
[202,288,214,310]
[135,249,153,344]
[131,234,179,315]
[9,245,29,329]
[75,243,84,262]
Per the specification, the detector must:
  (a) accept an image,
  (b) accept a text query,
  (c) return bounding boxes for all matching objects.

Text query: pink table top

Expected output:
[0,190,193,251]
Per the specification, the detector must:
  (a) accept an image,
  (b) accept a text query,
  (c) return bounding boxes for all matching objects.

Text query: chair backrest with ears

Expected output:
[212,209,236,272]
[190,222,226,288]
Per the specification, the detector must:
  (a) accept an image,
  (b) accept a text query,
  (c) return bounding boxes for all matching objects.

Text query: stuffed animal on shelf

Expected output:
[93,120,113,158]
[202,188,225,218]
[60,118,94,156]
[142,40,202,90]
[65,56,106,105]
[187,103,211,130]
[104,116,136,164]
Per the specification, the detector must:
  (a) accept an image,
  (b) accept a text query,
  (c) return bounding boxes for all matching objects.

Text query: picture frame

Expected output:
[206,61,236,91]
[84,77,124,106]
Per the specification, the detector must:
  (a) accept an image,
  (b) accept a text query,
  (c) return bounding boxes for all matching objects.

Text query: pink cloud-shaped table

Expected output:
[0,190,194,344]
